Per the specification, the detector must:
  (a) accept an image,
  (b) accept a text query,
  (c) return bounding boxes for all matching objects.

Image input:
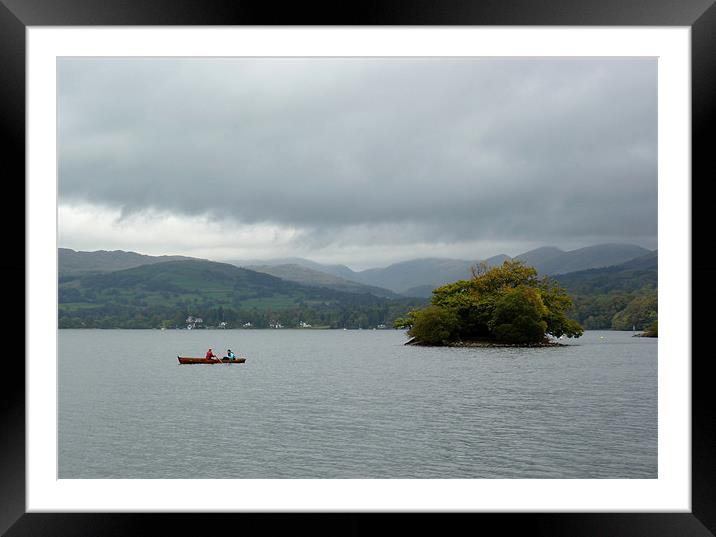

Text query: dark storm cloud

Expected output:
[58,57,657,249]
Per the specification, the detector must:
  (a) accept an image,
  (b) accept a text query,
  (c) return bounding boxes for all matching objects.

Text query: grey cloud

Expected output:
[58,57,657,254]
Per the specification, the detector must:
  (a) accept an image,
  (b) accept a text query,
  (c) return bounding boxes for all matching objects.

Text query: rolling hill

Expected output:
[552,251,658,330]
[356,258,480,295]
[615,249,658,271]
[61,259,385,309]
[244,263,399,298]
[515,244,651,275]
[59,248,196,276]
[552,253,657,295]
[58,259,426,329]
[61,249,396,299]
[232,257,358,281]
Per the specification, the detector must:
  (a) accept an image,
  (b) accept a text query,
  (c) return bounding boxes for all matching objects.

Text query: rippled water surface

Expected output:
[59,329,657,478]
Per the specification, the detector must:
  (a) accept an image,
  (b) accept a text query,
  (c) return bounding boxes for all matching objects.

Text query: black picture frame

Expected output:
[5,1,713,535]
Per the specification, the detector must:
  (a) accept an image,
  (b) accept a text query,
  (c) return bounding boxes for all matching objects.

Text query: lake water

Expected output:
[59,329,657,479]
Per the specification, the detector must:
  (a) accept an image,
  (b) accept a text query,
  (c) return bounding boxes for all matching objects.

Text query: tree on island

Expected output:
[394,260,583,345]
[641,319,658,337]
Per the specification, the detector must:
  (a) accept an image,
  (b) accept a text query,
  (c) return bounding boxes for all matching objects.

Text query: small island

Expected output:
[394,260,584,347]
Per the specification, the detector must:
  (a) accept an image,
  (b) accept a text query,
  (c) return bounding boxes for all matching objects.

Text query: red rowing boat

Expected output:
[178,356,246,364]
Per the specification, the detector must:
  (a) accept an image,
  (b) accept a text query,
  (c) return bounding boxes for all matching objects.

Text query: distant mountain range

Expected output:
[244,263,400,298]
[233,243,652,297]
[236,256,510,298]
[514,243,651,276]
[61,243,654,299]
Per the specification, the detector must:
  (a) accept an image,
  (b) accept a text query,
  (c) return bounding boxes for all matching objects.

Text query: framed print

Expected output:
[5,0,714,535]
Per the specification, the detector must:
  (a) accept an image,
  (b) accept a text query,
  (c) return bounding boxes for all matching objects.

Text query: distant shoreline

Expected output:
[57,326,399,330]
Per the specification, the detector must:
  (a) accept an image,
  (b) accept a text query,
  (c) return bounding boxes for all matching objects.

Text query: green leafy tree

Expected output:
[611,292,657,330]
[431,279,491,338]
[536,278,583,338]
[393,310,418,329]
[403,260,583,345]
[407,305,459,345]
[488,286,548,343]
[642,319,658,337]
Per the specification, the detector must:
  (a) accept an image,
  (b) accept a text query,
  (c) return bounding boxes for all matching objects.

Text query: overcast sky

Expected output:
[58,57,657,270]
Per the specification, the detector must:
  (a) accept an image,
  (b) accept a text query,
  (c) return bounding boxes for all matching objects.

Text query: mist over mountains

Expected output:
[233,243,650,296]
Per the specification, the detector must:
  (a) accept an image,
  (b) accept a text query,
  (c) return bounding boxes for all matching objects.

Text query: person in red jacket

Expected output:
[205,348,217,360]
